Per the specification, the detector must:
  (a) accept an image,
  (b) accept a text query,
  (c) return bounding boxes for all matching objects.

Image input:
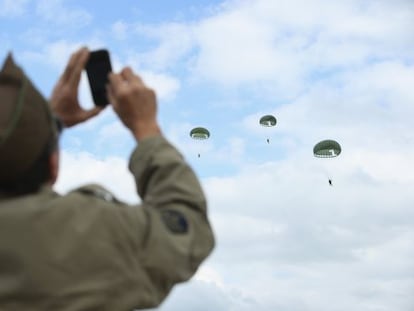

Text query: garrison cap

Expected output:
[0,53,57,183]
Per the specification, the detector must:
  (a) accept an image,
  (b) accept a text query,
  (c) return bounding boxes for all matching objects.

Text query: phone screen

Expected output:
[85,50,112,107]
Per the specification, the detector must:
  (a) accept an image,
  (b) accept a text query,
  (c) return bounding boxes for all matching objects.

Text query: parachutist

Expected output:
[259,115,276,145]
[313,140,341,188]
[190,127,209,160]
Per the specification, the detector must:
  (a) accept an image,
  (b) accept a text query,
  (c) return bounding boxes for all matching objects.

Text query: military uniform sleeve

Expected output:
[129,135,215,302]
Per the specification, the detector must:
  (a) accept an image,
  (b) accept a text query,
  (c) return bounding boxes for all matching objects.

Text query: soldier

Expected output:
[0,47,215,310]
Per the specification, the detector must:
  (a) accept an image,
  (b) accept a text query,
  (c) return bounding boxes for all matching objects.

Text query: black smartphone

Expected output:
[85,49,112,107]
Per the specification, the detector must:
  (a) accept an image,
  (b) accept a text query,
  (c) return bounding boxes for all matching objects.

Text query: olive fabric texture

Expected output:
[0,53,57,183]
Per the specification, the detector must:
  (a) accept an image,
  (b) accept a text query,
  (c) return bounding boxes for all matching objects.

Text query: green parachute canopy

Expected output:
[313,139,341,158]
[190,127,210,140]
[259,115,277,127]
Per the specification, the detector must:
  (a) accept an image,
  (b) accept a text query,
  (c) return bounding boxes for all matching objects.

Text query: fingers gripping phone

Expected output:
[85,49,112,107]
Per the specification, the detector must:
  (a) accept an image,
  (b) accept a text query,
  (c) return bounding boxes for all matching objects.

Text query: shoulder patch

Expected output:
[161,210,188,234]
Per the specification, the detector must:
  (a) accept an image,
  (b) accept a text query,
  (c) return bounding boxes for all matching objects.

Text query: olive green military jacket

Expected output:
[0,136,215,310]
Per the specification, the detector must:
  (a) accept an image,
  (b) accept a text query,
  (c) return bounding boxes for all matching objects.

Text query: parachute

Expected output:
[259,115,277,127]
[313,139,341,186]
[259,115,277,143]
[190,127,210,140]
[190,127,210,157]
[313,139,341,158]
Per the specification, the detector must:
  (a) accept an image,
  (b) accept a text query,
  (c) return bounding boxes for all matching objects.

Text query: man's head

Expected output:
[0,53,60,195]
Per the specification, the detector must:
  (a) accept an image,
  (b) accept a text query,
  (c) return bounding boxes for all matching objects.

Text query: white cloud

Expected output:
[194,7,302,88]
[35,0,92,28]
[92,119,135,153]
[134,22,196,71]
[152,280,232,311]
[22,40,89,68]
[112,53,181,101]
[55,150,140,204]
[189,0,414,98]
[194,265,225,288]
[199,155,414,310]
[141,70,181,102]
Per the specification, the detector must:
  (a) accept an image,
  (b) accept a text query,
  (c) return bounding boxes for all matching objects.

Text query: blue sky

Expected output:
[2,0,414,310]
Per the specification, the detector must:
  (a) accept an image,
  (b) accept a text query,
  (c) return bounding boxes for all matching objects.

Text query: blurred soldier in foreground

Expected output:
[0,47,214,310]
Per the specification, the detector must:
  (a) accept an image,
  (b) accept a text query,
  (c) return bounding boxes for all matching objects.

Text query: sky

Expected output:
[1,0,414,310]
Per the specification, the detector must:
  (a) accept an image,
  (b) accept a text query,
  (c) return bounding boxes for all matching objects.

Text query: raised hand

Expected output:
[50,47,104,127]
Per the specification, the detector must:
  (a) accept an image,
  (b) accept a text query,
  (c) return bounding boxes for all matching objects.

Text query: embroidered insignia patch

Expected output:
[161,210,189,234]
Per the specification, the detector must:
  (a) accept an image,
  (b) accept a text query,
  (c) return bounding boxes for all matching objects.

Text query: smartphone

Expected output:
[85,49,112,107]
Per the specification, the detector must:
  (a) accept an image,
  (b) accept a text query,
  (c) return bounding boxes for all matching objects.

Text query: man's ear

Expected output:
[48,149,60,185]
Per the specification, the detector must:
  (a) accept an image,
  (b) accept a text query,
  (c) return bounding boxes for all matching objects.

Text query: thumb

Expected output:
[81,106,104,122]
